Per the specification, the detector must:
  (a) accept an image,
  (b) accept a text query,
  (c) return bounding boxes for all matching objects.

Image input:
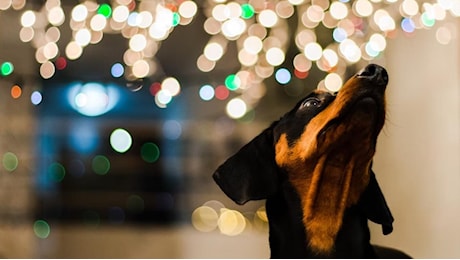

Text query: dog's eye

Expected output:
[300,98,321,109]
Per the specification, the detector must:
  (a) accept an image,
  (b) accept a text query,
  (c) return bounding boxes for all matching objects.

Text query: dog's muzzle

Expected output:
[357,64,389,88]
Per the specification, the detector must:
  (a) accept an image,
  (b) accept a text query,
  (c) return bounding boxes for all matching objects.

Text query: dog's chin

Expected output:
[356,96,378,111]
[317,96,384,166]
[347,95,384,135]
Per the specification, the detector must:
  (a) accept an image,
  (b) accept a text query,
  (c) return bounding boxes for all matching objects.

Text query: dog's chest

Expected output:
[265,182,375,258]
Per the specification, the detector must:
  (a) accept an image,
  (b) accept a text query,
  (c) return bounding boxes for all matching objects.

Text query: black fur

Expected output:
[213,64,410,258]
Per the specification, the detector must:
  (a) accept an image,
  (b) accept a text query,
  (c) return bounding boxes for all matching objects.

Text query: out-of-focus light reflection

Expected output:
[163,120,182,140]
[11,85,22,99]
[226,98,247,119]
[199,84,215,101]
[218,209,246,236]
[31,91,43,105]
[225,74,241,91]
[68,83,119,117]
[111,63,124,78]
[215,85,230,100]
[192,206,219,232]
[92,155,111,175]
[325,73,343,91]
[3,152,19,172]
[48,162,66,182]
[10,0,459,119]
[191,200,269,236]
[33,220,51,239]
[1,62,14,76]
[110,128,132,153]
[141,142,160,163]
[275,68,291,84]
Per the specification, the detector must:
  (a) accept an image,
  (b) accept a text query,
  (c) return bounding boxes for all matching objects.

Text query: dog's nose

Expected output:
[357,64,388,87]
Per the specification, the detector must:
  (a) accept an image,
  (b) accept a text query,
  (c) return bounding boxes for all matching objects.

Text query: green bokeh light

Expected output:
[241,4,255,19]
[48,162,65,182]
[127,195,145,213]
[421,12,435,27]
[92,155,110,175]
[1,62,14,76]
[172,12,180,26]
[97,3,112,18]
[2,152,18,172]
[33,220,51,239]
[225,74,241,91]
[141,142,160,163]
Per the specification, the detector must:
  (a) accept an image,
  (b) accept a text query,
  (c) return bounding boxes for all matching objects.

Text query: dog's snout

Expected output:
[357,64,388,86]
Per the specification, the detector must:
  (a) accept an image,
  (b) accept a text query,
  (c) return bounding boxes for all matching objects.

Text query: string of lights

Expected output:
[1,0,458,117]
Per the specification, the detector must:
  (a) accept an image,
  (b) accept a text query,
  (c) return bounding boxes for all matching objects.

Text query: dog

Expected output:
[213,64,410,258]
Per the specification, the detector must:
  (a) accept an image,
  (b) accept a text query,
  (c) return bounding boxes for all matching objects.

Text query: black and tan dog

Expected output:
[213,64,410,258]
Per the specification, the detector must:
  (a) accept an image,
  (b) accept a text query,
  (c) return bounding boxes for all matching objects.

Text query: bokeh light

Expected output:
[11,85,22,99]
[161,77,181,96]
[68,83,119,117]
[33,220,51,239]
[275,68,292,84]
[225,74,241,91]
[92,155,111,175]
[3,152,19,172]
[192,206,219,232]
[1,62,14,76]
[110,128,133,153]
[324,73,343,91]
[218,209,246,236]
[226,98,247,119]
[31,91,43,105]
[20,10,36,27]
[97,3,112,18]
[111,63,124,78]
[163,120,182,140]
[199,84,215,101]
[215,85,230,100]
[6,0,460,116]
[241,3,255,19]
[48,162,66,182]
[141,142,160,163]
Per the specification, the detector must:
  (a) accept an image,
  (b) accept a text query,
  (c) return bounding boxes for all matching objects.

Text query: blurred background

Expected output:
[0,0,458,258]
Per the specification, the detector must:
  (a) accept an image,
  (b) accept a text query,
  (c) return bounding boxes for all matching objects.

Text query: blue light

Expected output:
[275,68,291,85]
[111,63,124,78]
[333,28,347,42]
[162,120,182,140]
[401,18,415,33]
[31,91,43,105]
[69,122,99,153]
[68,82,120,117]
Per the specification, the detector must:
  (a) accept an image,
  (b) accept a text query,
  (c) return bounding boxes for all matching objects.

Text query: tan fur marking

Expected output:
[274,76,384,254]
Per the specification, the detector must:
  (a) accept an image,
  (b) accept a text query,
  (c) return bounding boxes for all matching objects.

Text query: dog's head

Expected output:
[213,64,393,253]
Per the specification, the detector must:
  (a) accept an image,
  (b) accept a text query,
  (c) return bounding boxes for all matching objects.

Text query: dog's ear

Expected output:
[213,127,279,205]
[360,169,394,235]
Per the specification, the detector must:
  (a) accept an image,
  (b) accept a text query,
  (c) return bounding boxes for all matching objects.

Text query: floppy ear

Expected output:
[212,127,279,205]
[359,169,394,235]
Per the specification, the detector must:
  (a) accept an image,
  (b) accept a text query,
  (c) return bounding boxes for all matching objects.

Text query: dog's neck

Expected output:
[265,176,376,258]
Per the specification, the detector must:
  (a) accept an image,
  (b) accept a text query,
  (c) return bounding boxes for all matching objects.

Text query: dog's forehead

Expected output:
[272,90,335,143]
